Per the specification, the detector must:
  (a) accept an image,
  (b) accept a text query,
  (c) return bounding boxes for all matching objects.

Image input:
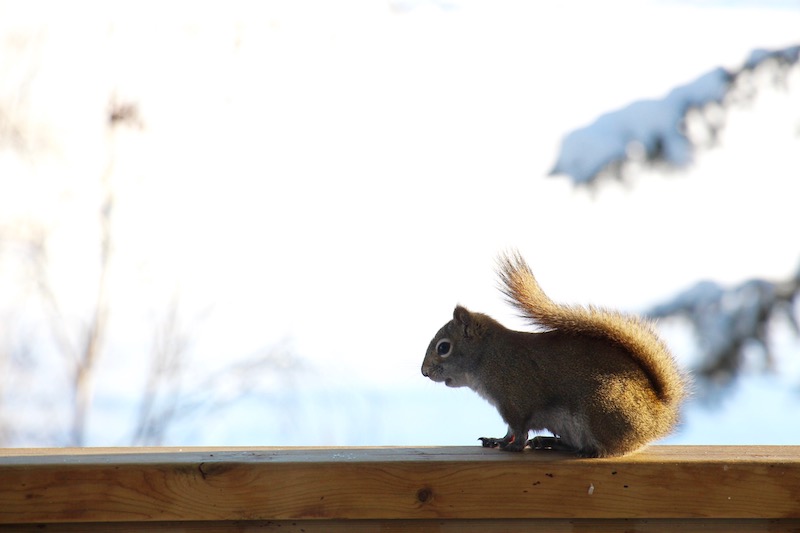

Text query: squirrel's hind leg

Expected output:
[529,435,599,457]
[528,435,566,451]
[479,427,527,452]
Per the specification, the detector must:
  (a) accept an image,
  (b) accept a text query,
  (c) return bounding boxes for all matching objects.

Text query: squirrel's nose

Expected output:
[421,365,429,377]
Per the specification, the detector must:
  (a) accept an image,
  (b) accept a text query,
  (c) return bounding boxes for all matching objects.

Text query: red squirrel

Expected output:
[421,251,686,457]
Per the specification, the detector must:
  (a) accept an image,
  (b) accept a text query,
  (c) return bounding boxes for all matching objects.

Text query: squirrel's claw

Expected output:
[478,437,506,448]
[479,432,527,452]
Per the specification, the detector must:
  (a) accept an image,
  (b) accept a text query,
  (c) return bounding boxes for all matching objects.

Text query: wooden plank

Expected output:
[0,446,799,524]
[4,519,800,532]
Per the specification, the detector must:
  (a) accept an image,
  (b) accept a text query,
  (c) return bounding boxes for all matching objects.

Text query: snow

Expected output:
[551,44,800,185]
[649,281,726,316]
[663,374,800,445]
[647,273,799,396]
[744,44,800,70]
[550,68,731,184]
[649,276,794,349]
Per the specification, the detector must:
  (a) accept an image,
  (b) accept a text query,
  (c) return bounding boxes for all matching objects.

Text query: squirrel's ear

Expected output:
[453,305,471,324]
[453,305,475,337]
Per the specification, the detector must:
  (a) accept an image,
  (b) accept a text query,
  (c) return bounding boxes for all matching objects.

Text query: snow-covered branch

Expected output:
[646,264,800,391]
[550,44,800,186]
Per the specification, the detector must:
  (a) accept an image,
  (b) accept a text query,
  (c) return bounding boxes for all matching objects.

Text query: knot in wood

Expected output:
[416,487,432,503]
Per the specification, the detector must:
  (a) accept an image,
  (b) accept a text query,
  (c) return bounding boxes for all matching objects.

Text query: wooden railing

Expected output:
[0,446,798,531]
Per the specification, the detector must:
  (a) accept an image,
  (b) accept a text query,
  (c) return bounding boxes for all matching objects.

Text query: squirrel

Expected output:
[421,250,686,457]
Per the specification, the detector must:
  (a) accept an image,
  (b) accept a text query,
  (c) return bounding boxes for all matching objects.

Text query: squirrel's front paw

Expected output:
[479,437,505,448]
[479,434,525,451]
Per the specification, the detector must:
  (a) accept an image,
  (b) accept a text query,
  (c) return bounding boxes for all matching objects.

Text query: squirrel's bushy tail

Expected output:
[497,250,685,405]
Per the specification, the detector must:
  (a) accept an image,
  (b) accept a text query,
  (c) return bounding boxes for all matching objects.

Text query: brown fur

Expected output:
[421,250,686,457]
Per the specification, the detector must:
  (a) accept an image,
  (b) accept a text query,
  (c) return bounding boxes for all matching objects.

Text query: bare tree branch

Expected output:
[69,164,113,446]
[131,294,189,446]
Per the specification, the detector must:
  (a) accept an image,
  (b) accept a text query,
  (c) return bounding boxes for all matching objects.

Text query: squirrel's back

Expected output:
[497,251,685,406]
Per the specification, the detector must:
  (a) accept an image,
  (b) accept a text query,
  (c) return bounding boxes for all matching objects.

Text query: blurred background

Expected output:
[1,0,798,447]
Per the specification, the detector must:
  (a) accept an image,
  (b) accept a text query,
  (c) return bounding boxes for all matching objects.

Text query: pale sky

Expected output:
[1,0,799,445]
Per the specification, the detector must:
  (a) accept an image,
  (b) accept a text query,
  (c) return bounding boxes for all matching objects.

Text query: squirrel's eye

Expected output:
[436,338,452,357]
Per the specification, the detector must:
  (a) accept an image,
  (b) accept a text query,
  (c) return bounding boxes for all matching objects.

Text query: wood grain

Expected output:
[0,446,798,525]
[4,519,800,532]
